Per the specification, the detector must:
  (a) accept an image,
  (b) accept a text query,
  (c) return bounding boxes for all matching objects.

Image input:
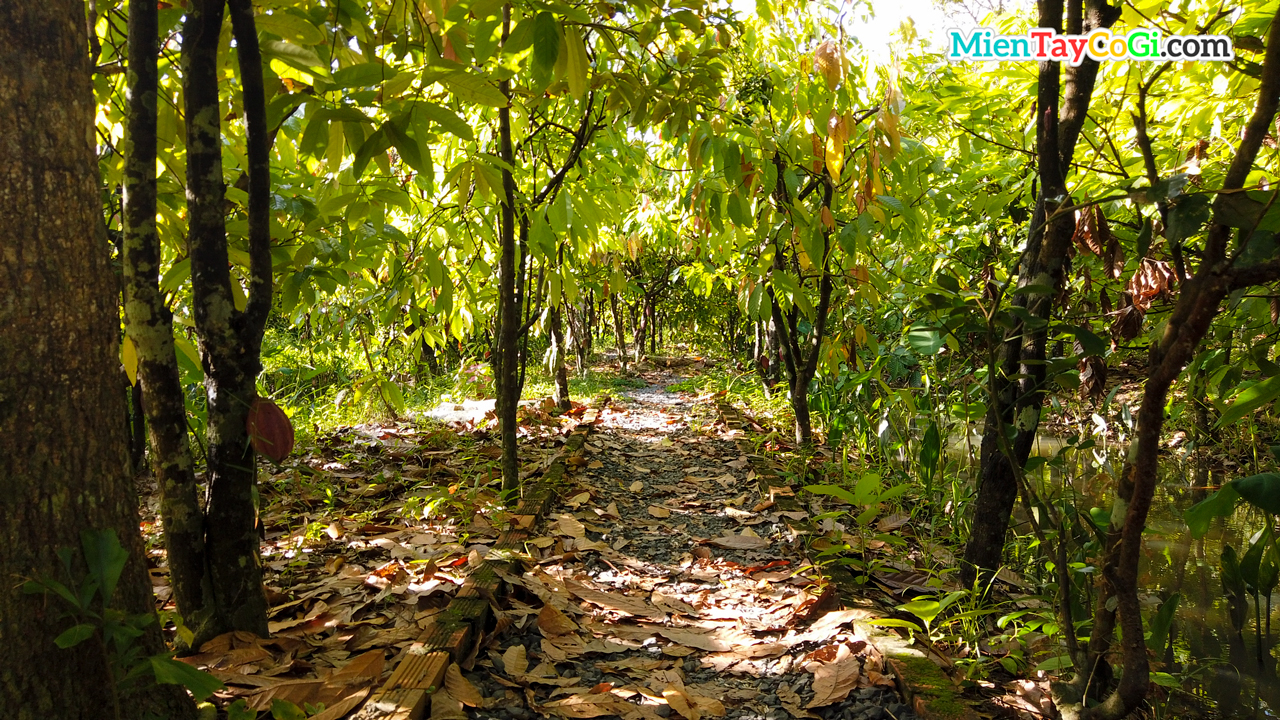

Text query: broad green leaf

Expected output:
[906,323,943,355]
[54,624,96,649]
[254,11,325,45]
[442,71,507,107]
[531,12,561,76]
[352,126,390,179]
[1215,374,1280,428]
[1231,472,1280,515]
[150,656,225,702]
[416,101,473,141]
[332,62,396,88]
[898,600,942,625]
[565,26,589,99]
[380,379,406,412]
[1185,484,1239,538]
[803,484,859,506]
[260,39,327,76]
[80,529,128,603]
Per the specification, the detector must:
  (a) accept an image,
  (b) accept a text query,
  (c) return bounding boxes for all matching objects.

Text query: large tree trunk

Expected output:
[961,0,1117,586]
[0,3,194,717]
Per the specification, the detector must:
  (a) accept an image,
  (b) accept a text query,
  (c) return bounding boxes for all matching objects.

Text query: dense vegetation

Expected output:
[5,0,1280,716]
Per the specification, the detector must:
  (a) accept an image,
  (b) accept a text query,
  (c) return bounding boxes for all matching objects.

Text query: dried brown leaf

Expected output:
[444,663,484,707]
[538,602,579,637]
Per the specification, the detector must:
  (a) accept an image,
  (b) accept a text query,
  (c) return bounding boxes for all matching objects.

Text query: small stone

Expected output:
[655,706,672,718]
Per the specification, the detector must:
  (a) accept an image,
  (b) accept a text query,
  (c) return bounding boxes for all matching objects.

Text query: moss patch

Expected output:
[890,655,973,720]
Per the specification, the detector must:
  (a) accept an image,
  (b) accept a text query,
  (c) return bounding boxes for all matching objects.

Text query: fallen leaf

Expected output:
[707,533,770,550]
[664,686,700,720]
[566,580,664,619]
[431,689,469,719]
[538,603,579,637]
[502,645,529,677]
[444,663,484,707]
[557,516,586,539]
[629,481,644,492]
[648,506,671,519]
[805,644,860,708]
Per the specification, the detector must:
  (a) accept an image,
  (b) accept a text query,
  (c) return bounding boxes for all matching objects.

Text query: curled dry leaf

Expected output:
[444,663,484,707]
[664,686,700,720]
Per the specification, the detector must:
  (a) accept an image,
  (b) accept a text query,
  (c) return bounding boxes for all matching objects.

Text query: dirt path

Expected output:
[461,377,922,720]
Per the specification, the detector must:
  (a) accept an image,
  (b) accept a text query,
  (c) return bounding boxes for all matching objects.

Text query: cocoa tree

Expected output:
[0,2,194,716]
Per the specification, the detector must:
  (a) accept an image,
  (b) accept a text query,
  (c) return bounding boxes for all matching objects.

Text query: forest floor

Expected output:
[144,362,1054,720]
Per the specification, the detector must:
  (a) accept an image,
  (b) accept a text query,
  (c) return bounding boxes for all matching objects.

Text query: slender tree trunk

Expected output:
[128,382,146,472]
[495,5,521,492]
[1056,9,1280,719]
[610,291,628,372]
[549,305,571,410]
[181,0,273,643]
[961,0,1117,587]
[0,3,194,716]
[632,301,646,364]
[123,0,210,639]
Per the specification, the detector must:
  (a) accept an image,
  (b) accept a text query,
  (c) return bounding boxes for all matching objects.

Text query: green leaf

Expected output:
[54,624,96,649]
[1231,472,1280,515]
[906,323,943,355]
[380,379,406,412]
[1215,374,1280,428]
[271,699,308,720]
[441,71,507,107]
[385,120,425,173]
[803,484,859,506]
[332,62,395,88]
[564,26,589,99]
[531,12,561,76]
[150,656,225,701]
[1184,484,1233,535]
[352,127,390,179]
[261,39,328,76]
[1167,193,1211,244]
[898,599,942,625]
[80,529,128,603]
[254,11,326,45]
[866,618,923,633]
[227,699,258,720]
[416,101,473,141]
[1065,324,1108,357]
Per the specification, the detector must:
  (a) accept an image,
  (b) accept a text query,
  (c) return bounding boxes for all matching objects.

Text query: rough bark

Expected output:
[182,0,270,643]
[495,4,521,492]
[0,3,194,716]
[961,0,1117,587]
[123,0,210,637]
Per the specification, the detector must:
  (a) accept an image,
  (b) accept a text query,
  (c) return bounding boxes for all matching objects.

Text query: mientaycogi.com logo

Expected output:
[947,27,1234,64]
